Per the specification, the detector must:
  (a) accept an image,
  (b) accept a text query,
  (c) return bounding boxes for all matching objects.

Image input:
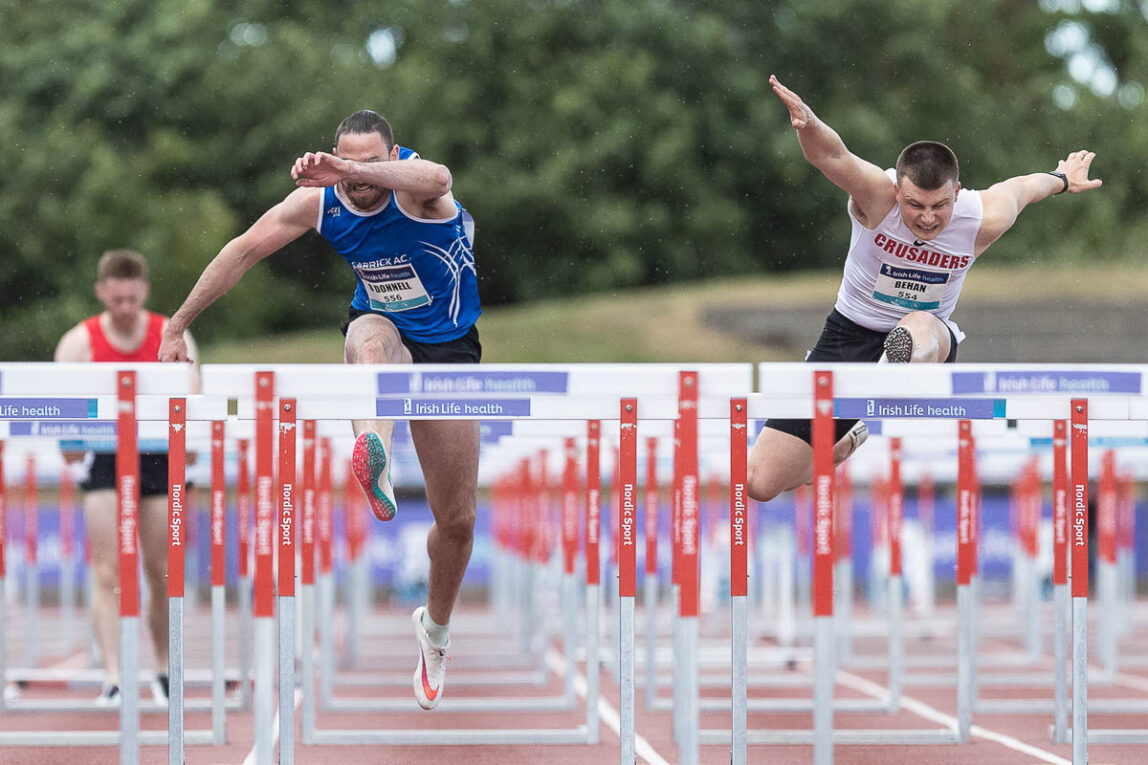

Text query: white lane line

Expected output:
[242,687,303,765]
[836,669,1071,765]
[546,649,671,765]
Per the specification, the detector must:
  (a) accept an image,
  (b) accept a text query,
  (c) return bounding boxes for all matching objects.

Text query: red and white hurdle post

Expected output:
[956,419,975,742]
[167,398,187,765]
[252,371,276,764]
[117,371,142,765]
[810,371,835,765]
[317,437,336,709]
[59,464,78,653]
[1070,399,1089,765]
[643,435,659,714]
[677,372,700,765]
[236,437,253,707]
[24,453,38,670]
[0,441,7,710]
[561,436,579,706]
[1098,449,1119,678]
[619,398,638,765]
[1052,419,1069,743]
[278,398,297,765]
[585,419,602,744]
[887,436,904,713]
[300,420,318,744]
[729,398,748,765]
[210,420,228,744]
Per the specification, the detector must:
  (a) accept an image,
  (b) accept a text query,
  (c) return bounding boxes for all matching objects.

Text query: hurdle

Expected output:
[197,362,760,758]
[0,363,227,762]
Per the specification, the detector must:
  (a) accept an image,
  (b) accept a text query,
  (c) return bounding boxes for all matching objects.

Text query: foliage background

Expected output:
[2,0,1144,359]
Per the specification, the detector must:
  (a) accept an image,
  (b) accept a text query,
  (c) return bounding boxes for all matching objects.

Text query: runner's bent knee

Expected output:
[894,311,949,362]
[344,315,411,365]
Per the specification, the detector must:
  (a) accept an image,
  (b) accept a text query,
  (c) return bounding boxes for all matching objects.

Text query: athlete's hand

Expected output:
[770,74,817,130]
[159,330,192,363]
[1055,150,1103,194]
[292,152,353,187]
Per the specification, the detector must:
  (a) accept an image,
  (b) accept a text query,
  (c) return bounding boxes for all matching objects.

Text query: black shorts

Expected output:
[81,453,171,497]
[341,308,482,365]
[765,309,959,445]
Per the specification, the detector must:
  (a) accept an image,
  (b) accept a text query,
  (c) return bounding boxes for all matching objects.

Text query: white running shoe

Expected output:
[352,432,397,521]
[412,606,449,710]
[151,674,169,708]
[94,683,121,708]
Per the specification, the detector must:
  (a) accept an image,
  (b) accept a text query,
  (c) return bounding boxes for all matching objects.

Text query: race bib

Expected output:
[355,263,432,312]
[873,263,948,310]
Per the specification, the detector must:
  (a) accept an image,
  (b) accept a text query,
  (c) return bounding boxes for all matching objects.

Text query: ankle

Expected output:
[421,608,450,648]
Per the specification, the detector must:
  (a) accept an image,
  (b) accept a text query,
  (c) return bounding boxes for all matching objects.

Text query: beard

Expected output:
[343,182,386,211]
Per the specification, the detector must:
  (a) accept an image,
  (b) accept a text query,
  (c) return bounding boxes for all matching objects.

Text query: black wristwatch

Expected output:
[1047,171,1069,194]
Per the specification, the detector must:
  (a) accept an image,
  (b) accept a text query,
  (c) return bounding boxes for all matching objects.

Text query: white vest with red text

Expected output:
[834,171,983,342]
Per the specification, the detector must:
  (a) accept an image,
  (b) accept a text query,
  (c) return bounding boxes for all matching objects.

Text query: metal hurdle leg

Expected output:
[239,574,253,706]
[318,571,334,708]
[672,584,681,742]
[120,617,140,765]
[1072,596,1088,763]
[301,583,315,744]
[563,571,577,705]
[887,574,903,713]
[586,582,601,744]
[1024,553,1042,663]
[1100,560,1118,678]
[170,596,184,765]
[280,596,295,765]
[25,559,39,670]
[1053,583,1068,743]
[620,595,636,765]
[956,584,973,743]
[836,557,853,663]
[254,617,274,764]
[345,554,366,669]
[0,574,7,710]
[643,572,658,711]
[61,554,77,654]
[212,583,227,744]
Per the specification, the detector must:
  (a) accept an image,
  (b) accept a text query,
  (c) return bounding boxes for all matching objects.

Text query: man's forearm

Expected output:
[166,244,252,335]
[795,117,851,172]
[348,158,451,197]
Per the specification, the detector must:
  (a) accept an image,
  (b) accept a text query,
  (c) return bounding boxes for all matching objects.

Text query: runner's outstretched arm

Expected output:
[975,150,1102,252]
[770,74,895,223]
[159,188,318,362]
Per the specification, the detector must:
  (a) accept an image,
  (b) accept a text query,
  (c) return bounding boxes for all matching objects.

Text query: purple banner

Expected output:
[0,399,97,419]
[835,398,1004,419]
[952,370,1140,395]
[377,371,568,395]
[10,420,115,437]
[376,398,531,418]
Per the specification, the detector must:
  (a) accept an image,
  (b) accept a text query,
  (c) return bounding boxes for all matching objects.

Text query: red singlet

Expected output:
[83,312,166,362]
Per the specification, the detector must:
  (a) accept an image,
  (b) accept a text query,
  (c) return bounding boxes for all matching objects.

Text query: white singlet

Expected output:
[834,169,983,343]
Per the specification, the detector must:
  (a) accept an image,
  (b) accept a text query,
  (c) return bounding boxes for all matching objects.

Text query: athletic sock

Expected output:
[420,608,450,648]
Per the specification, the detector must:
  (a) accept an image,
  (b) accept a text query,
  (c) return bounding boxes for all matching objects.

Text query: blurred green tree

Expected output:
[0,0,1144,359]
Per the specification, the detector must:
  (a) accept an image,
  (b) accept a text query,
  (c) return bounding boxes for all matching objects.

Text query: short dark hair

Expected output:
[97,249,148,281]
[895,141,959,190]
[334,110,394,150]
